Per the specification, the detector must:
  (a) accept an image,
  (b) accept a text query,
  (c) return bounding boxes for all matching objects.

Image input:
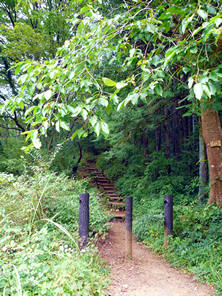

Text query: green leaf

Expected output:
[81,109,88,120]
[155,84,163,96]
[56,121,60,132]
[129,48,136,57]
[207,5,216,15]
[192,26,203,37]
[49,70,58,79]
[188,77,194,89]
[89,116,98,127]
[60,121,70,131]
[70,129,79,140]
[117,100,125,111]
[21,130,33,141]
[215,18,222,27]
[197,9,208,20]
[19,74,28,84]
[67,105,82,117]
[77,128,87,138]
[146,23,157,34]
[125,93,139,105]
[181,15,194,34]
[164,47,177,66]
[32,130,41,149]
[98,97,108,107]
[194,83,203,100]
[102,77,116,87]
[44,89,52,100]
[208,82,217,95]
[18,101,24,110]
[95,122,101,136]
[25,106,36,116]
[101,121,109,134]
[209,72,219,82]
[202,84,211,98]
[106,103,111,115]
[182,67,190,74]
[116,81,127,89]
[69,71,75,80]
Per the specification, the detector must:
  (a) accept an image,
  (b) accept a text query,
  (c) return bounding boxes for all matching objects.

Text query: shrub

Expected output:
[0,169,110,295]
[133,198,222,293]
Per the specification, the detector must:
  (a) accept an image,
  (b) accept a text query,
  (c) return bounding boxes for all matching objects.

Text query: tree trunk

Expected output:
[72,143,83,177]
[142,127,149,156]
[198,130,208,201]
[155,127,161,152]
[201,107,222,206]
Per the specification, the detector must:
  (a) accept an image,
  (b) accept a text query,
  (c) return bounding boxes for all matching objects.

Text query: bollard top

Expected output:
[164,194,173,204]
[126,195,133,200]
[79,193,89,198]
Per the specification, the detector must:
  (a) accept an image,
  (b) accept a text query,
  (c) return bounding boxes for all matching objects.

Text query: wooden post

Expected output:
[126,196,133,257]
[79,193,89,249]
[164,194,173,245]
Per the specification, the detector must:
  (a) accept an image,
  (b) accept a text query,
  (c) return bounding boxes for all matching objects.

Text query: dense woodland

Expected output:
[0,0,222,295]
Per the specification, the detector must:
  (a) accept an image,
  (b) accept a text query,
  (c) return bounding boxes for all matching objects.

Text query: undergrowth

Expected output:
[97,150,222,295]
[0,169,110,296]
[133,199,222,294]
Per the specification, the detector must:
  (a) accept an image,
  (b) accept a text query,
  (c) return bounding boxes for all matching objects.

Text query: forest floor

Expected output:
[98,222,217,296]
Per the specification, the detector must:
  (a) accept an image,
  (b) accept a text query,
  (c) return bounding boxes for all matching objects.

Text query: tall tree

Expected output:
[2,0,222,205]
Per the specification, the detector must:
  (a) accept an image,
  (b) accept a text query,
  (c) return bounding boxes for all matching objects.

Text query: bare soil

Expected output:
[98,222,216,296]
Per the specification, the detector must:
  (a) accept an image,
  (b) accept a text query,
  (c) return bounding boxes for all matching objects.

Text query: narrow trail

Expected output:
[98,222,216,296]
[82,162,217,296]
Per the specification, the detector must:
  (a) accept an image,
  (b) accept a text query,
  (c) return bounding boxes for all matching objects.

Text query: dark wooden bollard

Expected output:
[164,194,173,245]
[126,196,133,257]
[79,193,89,249]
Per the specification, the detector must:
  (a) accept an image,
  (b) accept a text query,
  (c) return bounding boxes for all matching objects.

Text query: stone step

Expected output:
[104,190,119,194]
[97,183,113,187]
[86,168,99,172]
[102,184,115,188]
[108,196,123,202]
[84,163,126,221]
[107,195,121,200]
[97,183,112,186]
[108,193,121,197]
[94,179,110,183]
[92,174,106,177]
[110,210,125,219]
[109,201,125,208]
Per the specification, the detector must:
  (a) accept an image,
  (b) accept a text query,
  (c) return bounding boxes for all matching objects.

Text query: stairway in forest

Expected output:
[83,161,125,220]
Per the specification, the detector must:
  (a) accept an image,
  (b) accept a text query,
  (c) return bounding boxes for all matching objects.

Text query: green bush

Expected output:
[0,170,110,295]
[133,199,222,294]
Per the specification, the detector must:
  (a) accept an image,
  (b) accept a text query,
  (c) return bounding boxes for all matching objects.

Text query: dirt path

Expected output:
[98,222,216,296]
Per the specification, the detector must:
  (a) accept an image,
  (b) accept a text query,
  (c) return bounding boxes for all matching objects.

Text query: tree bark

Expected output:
[155,126,161,152]
[198,130,208,201]
[201,107,222,206]
[72,143,83,177]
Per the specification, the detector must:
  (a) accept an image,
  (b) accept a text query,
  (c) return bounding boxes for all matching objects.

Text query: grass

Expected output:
[0,169,111,296]
[133,197,222,295]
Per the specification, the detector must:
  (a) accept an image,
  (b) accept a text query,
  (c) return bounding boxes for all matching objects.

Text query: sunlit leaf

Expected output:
[60,121,70,131]
[32,130,41,149]
[194,83,203,100]
[197,9,208,20]
[44,89,52,101]
[95,122,101,136]
[101,121,109,134]
[98,97,108,107]
[102,77,116,87]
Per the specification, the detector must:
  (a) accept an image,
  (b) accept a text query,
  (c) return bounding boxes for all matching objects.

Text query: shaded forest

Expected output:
[0,0,222,295]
